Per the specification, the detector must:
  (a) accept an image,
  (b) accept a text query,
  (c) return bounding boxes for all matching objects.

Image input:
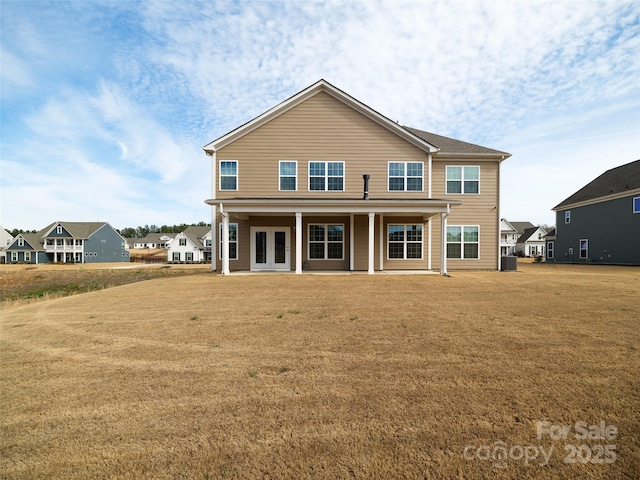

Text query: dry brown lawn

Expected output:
[1,263,639,479]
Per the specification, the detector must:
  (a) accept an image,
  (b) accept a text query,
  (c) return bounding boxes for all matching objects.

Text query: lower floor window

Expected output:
[185,252,193,262]
[547,241,554,258]
[173,252,180,261]
[447,226,479,259]
[308,224,344,259]
[11,252,17,262]
[219,223,238,260]
[579,239,588,259]
[388,224,423,259]
[24,252,31,262]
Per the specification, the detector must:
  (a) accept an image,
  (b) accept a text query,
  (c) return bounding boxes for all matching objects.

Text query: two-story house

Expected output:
[5,221,129,264]
[204,80,510,274]
[550,159,640,264]
[167,226,211,263]
[500,219,519,256]
[0,226,13,263]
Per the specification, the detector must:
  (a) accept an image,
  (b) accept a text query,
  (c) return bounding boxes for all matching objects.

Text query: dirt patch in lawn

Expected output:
[1,263,638,479]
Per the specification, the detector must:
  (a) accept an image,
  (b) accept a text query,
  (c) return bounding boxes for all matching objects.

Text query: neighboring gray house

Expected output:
[550,159,640,265]
[0,226,13,262]
[167,226,212,263]
[5,221,129,264]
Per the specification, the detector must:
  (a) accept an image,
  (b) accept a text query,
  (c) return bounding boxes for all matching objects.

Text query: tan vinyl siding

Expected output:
[431,160,500,270]
[216,92,429,199]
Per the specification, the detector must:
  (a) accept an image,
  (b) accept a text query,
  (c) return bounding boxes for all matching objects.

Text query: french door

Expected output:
[250,227,290,271]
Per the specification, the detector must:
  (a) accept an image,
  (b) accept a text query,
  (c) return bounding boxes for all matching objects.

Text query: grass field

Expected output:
[1,262,638,479]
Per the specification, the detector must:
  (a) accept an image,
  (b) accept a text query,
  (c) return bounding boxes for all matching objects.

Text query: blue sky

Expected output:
[1,0,639,231]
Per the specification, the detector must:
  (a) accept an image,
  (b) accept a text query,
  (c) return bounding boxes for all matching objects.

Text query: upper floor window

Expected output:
[565,211,571,223]
[388,162,423,191]
[447,225,479,259]
[446,166,479,194]
[17,238,24,247]
[179,238,187,246]
[279,161,297,191]
[309,161,344,191]
[220,161,238,190]
[56,226,63,234]
[633,197,640,213]
[388,224,423,259]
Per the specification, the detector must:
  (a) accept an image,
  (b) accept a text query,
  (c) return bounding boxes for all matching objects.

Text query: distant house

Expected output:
[550,159,640,265]
[516,226,548,257]
[499,219,518,256]
[544,228,556,261]
[0,226,13,262]
[131,233,175,249]
[167,226,211,263]
[5,221,129,264]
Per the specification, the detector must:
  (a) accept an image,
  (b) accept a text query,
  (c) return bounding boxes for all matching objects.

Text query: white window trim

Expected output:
[307,224,345,260]
[279,160,298,192]
[446,225,481,260]
[56,226,63,234]
[219,160,238,191]
[633,196,640,213]
[11,252,17,262]
[17,238,24,247]
[24,251,31,262]
[387,224,424,260]
[547,241,554,258]
[307,161,345,192]
[565,211,571,224]
[446,165,480,195]
[219,223,238,260]
[387,161,424,192]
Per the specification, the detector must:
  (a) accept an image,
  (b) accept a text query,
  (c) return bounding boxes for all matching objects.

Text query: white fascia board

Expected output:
[552,187,640,211]
[203,80,438,154]
[434,152,511,161]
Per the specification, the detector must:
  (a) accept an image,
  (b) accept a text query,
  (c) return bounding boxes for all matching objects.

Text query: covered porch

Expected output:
[206,199,461,275]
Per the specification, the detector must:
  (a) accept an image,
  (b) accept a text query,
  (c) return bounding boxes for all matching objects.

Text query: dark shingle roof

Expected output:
[403,127,510,156]
[509,221,536,234]
[554,159,640,210]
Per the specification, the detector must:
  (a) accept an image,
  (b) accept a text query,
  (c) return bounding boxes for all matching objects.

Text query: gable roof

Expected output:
[40,221,109,238]
[517,226,547,243]
[554,159,640,210]
[404,127,511,158]
[204,79,509,159]
[7,233,44,251]
[180,226,211,248]
[500,218,518,233]
[510,221,536,234]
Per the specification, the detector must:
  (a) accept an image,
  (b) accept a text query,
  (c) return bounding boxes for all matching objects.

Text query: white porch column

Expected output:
[427,218,432,270]
[210,205,217,272]
[349,214,354,271]
[295,212,302,274]
[379,213,384,271]
[368,212,375,274]
[440,210,449,275]
[221,207,230,275]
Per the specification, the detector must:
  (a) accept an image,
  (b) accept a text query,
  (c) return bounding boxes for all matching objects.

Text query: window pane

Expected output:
[389,178,404,191]
[388,225,404,242]
[447,243,462,259]
[229,224,237,242]
[407,243,422,259]
[221,177,236,190]
[309,243,325,259]
[447,166,462,180]
[280,162,296,176]
[280,177,296,191]
[463,226,478,242]
[327,162,343,176]
[309,225,325,241]
[447,226,461,242]
[220,161,236,175]
[406,225,422,242]
[389,162,404,176]
[447,180,462,194]
[327,177,343,191]
[309,177,325,190]
[463,243,479,259]
[463,180,479,194]
[327,225,343,241]
[407,162,422,176]
[309,162,325,176]
[327,243,342,259]
[407,178,422,191]
[229,243,237,260]
[464,166,479,180]
[388,243,404,259]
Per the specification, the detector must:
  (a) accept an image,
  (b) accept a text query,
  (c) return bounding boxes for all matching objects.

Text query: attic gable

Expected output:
[204,79,438,154]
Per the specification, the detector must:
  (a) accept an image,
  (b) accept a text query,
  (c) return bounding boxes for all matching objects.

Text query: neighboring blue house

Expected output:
[5,221,129,264]
[549,159,640,265]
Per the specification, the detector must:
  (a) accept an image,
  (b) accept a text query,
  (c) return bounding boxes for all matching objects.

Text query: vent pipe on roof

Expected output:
[363,174,370,200]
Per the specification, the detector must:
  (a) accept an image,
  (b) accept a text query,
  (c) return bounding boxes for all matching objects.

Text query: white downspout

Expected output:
[368,212,375,274]
[221,203,230,275]
[441,204,450,276]
[209,150,217,272]
[349,214,354,271]
[295,212,302,274]
[379,213,384,271]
